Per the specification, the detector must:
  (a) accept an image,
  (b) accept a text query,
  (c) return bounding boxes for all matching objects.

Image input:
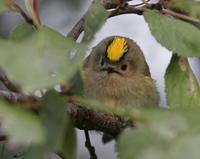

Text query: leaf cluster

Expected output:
[0,0,200,159]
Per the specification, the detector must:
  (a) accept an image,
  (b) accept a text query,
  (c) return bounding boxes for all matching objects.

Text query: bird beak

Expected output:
[101,65,122,75]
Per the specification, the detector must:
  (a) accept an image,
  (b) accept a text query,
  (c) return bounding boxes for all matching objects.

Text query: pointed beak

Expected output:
[101,66,122,75]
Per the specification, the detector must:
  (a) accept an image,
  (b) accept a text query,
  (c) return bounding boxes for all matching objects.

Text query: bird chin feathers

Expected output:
[82,68,159,107]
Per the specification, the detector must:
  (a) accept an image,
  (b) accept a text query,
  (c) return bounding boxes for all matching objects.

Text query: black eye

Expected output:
[121,64,127,71]
[101,58,104,66]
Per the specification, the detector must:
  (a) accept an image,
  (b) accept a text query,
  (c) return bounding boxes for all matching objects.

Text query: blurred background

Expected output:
[0,0,199,158]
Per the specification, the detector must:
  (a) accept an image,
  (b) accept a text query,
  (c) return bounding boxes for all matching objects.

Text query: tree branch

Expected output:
[109,5,143,17]
[160,8,200,23]
[69,104,133,137]
[101,0,132,9]
[67,13,86,40]
[66,0,146,40]
[66,0,133,40]
[0,90,133,138]
[0,90,39,110]
[67,0,200,40]
[0,68,21,93]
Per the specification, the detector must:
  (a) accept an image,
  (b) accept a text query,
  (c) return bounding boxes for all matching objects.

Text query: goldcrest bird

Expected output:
[81,36,159,107]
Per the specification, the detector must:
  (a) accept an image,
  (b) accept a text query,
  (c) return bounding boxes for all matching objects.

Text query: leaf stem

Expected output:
[5,0,35,27]
[24,0,41,28]
[33,0,41,25]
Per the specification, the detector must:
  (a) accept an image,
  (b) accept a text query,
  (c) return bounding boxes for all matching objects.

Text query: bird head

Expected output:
[84,36,150,80]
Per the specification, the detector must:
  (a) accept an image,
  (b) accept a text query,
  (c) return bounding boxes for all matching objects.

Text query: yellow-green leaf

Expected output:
[165,55,200,109]
[0,100,45,145]
[84,0,108,41]
[0,26,84,93]
[144,10,200,57]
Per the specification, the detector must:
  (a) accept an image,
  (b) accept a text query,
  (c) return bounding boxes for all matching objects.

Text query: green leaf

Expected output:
[118,122,200,159]
[118,109,189,159]
[23,146,45,159]
[40,90,76,158]
[177,107,200,130]
[117,103,200,159]
[0,26,84,93]
[9,23,35,41]
[118,129,167,159]
[162,0,200,19]
[25,90,75,159]
[168,134,200,159]
[144,10,200,57]
[56,119,77,159]
[165,55,200,109]
[0,100,45,145]
[84,0,108,41]
[0,0,8,13]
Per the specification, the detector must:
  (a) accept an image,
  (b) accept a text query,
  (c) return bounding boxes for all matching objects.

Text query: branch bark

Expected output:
[0,90,38,105]
[101,0,132,9]
[67,13,86,40]
[69,104,133,137]
[0,68,21,93]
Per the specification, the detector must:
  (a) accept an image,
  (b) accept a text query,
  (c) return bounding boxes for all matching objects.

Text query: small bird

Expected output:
[81,36,159,107]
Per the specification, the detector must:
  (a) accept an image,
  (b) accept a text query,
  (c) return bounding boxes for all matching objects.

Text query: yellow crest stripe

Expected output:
[107,37,128,62]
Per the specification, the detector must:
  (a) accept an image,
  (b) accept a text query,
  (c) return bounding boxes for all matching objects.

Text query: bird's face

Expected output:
[83,36,150,83]
[82,36,159,107]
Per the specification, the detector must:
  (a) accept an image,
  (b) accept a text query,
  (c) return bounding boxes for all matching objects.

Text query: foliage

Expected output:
[165,55,200,109]
[0,0,200,159]
[0,100,45,145]
[0,26,84,93]
[0,0,8,13]
[118,107,200,159]
[144,10,200,57]
[83,0,108,41]
[162,0,200,19]
[22,90,76,159]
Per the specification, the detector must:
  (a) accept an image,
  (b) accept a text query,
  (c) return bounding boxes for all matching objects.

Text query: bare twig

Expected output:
[109,5,143,17]
[161,8,200,23]
[101,0,132,9]
[67,0,200,41]
[66,0,132,40]
[66,0,147,40]
[0,69,21,93]
[67,13,87,40]
[0,90,39,108]
[84,130,97,159]
[131,0,150,7]
[101,0,119,9]
[5,0,35,27]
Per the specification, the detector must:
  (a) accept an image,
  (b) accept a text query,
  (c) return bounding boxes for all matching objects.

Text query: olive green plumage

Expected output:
[81,36,159,107]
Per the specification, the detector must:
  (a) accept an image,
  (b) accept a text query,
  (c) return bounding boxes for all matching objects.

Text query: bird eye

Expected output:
[101,58,104,66]
[121,64,127,71]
